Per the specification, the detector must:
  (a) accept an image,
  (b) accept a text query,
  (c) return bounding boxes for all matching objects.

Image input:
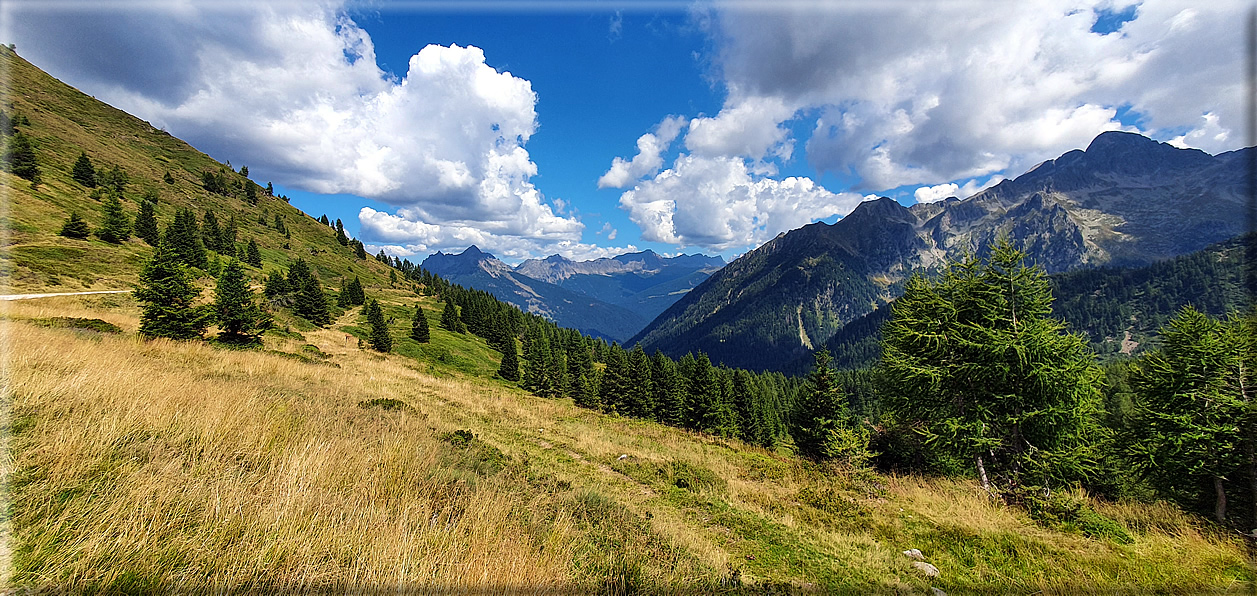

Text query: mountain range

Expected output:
[630,131,1252,372]
[420,246,723,342]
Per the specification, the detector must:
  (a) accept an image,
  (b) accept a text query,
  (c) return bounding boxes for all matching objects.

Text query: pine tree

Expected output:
[213,259,272,343]
[59,212,91,239]
[1128,307,1256,526]
[266,181,274,196]
[336,278,351,308]
[5,131,39,181]
[295,276,331,326]
[441,296,465,333]
[71,151,96,187]
[95,194,131,243]
[364,299,392,352]
[135,236,211,339]
[346,276,365,306]
[134,200,159,245]
[353,240,367,260]
[165,208,207,270]
[652,352,685,426]
[792,348,847,460]
[263,269,290,299]
[411,305,430,342]
[244,181,257,205]
[319,214,330,226]
[243,239,262,267]
[880,238,1104,494]
[335,219,349,246]
[683,353,723,433]
[202,210,222,252]
[498,336,521,381]
[240,165,249,178]
[625,345,654,418]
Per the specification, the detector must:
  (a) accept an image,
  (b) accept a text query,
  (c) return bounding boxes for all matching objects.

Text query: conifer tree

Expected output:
[410,305,430,342]
[498,336,521,381]
[71,151,96,187]
[165,208,207,270]
[365,298,392,352]
[4,131,39,181]
[880,238,1103,493]
[134,200,159,245]
[1129,307,1256,526]
[263,269,290,299]
[353,240,367,260]
[244,181,257,205]
[95,194,131,243]
[202,210,222,252]
[441,296,465,333]
[336,278,351,308]
[244,238,262,267]
[683,353,723,433]
[346,276,365,306]
[599,344,629,414]
[213,259,272,343]
[335,219,349,246]
[59,212,91,239]
[295,276,331,326]
[219,216,238,257]
[652,352,685,426]
[625,345,655,418]
[135,236,211,340]
[792,348,847,459]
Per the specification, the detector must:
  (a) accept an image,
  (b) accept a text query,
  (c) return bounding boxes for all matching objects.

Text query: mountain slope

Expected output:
[632,132,1251,372]
[514,249,724,323]
[421,246,647,341]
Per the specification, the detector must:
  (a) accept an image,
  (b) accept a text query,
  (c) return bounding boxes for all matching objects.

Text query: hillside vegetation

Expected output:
[2,47,1254,593]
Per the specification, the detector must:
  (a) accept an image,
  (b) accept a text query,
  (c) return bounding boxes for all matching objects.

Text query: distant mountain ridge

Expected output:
[631,131,1251,372]
[514,250,724,324]
[421,246,723,342]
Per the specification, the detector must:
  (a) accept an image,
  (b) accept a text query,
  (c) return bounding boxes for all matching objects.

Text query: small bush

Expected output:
[442,429,476,447]
[1021,488,1134,544]
[358,398,413,412]
[34,317,122,334]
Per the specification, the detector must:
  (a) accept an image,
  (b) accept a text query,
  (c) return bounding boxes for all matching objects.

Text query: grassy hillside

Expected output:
[0,44,396,296]
[2,48,1254,593]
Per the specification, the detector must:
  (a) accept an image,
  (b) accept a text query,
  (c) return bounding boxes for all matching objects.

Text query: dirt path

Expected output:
[0,290,132,301]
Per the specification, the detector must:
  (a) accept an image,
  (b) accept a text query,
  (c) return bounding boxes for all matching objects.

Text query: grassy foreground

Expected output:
[3,294,1254,594]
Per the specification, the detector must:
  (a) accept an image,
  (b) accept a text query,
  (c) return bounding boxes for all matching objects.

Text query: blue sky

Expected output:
[4,1,1247,264]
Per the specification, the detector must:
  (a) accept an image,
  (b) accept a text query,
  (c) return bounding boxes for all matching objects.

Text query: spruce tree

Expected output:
[364,299,392,352]
[202,210,222,252]
[219,216,238,257]
[625,345,654,418]
[880,238,1104,494]
[792,348,847,460]
[498,337,521,381]
[263,269,290,299]
[5,131,39,181]
[441,296,465,333]
[336,278,351,308]
[95,194,131,243]
[244,239,263,267]
[411,305,430,343]
[599,344,629,414]
[244,181,257,205]
[294,275,331,326]
[71,151,96,187]
[652,352,685,426]
[213,259,272,343]
[59,212,91,239]
[134,200,159,246]
[335,219,349,246]
[135,236,211,340]
[1128,307,1256,526]
[353,240,367,260]
[346,276,365,306]
[165,208,207,270]
[319,214,330,226]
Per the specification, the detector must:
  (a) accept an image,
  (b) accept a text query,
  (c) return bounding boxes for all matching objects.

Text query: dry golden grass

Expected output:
[6,320,580,592]
[3,297,1255,594]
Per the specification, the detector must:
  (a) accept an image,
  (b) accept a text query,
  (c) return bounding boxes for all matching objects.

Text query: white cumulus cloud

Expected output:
[698,0,1247,190]
[598,115,687,189]
[9,2,583,259]
[618,155,862,251]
